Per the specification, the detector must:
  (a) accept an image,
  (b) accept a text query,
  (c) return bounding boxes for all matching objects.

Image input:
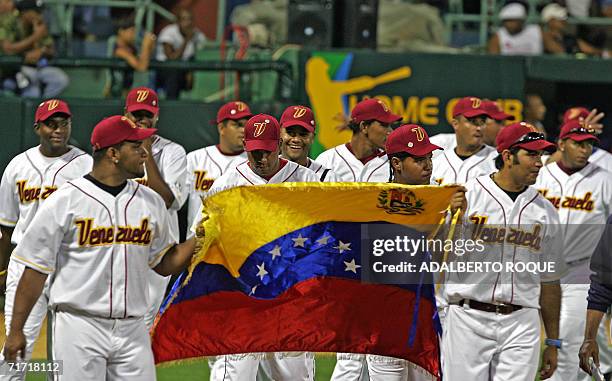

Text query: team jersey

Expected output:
[590,149,612,172]
[431,145,497,185]
[429,133,456,158]
[12,177,176,319]
[444,175,563,309]
[0,146,92,245]
[137,136,188,239]
[185,145,247,227]
[306,158,337,182]
[190,160,318,235]
[359,156,390,183]
[535,162,612,265]
[315,144,382,182]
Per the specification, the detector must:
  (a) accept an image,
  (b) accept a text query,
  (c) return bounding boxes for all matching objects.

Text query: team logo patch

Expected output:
[47,100,59,111]
[253,121,268,137]
[293,107,307,118]
[377,189,425,215]
[470,98,481,109]
[377,99,390,112]
[236,102,246,111]
[121,116,137,129]
[136,90,149,103]
[519,122,537,132]
[568,108,581,120]
[411,126,425,142]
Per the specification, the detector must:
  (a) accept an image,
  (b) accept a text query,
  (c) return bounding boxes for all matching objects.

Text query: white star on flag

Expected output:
[292,234,309,248]
[250,285,258,295]
[316,235,332,245]
[256,263,268,280]
[334,241,351,254]
[268,245,282,259]
[344,259,361,273]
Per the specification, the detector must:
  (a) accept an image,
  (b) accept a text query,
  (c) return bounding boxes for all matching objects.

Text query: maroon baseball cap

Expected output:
[216,101,253,123]
[91,115,157,151]
[558,120,599,142]
[563,107,590,123]
[496,122,556,153]
[351,98,402,124]
[35,99,71,123]
[244,114,280,152]
[280,105,316,133]
[452,97,490,118]
[125,87,159,115]
[386,124,441,156]
[482,100,511,121]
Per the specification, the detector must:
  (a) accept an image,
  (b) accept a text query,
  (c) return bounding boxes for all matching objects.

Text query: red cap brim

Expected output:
[245,140,278,152]
[517,140,556,153]
[281,120,315,133]
[129,128,157,141]
[378,112,403,124]
[562,133,599,143]
[217,110,253,123]
[408,142,443,156]
[127,103,159,115]
[490,111,512,121]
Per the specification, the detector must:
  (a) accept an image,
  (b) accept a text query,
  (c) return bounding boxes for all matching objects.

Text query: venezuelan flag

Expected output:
[152,183,459,379]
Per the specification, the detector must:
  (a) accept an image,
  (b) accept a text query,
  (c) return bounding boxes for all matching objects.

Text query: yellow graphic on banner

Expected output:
[306,57,411,149]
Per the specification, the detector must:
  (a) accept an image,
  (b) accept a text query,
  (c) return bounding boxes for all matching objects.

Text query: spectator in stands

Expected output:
[542,3,577,54]
[0,0,68,97]
[155,7,205,99]
[108,16,156,97]
[487,2,543,55]
[524,93,547,136]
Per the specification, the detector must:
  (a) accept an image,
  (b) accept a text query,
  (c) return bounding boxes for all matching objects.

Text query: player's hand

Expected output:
[540,346,558,379]
[578,339,599,375]
[143,32,156,49]
[142,137,153,157]
[581,109,605,135]
[3,330,26,362]
[449,186,467,216]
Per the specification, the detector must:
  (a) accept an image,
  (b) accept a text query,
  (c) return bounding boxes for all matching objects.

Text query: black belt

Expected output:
[455,299,523,315]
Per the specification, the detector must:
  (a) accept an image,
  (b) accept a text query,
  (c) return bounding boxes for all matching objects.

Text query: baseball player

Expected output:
[430,99,508,155]
[186,101,251,229]
[123,86,189,329]
[2,115,197,380]
[0,99,92,381]
[315,98,401,182]
[358,124,465,380]
[579,215,612,378]
[431,97,498,186]
[279,105,336,182]
[560,107,612,171]
[443,122,563,380]
[192,114,318,381]
[535,120,612,381]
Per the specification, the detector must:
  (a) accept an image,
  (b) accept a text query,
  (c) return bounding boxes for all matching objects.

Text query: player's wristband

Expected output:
[545,338,562,349]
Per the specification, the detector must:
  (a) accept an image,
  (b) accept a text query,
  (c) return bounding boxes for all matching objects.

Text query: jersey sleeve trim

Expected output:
[12,255,54,274]
[0,217,17,227]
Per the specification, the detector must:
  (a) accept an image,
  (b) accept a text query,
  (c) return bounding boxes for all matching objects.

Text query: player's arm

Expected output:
[142,139,177,209]
[0,226,15,286]
[3,267,48,361]
[539,280,561,379]
[579,308,605,375]
[153,237,196,276]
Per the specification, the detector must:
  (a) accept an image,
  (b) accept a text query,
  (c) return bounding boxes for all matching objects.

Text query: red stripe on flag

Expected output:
[153,277,439,377]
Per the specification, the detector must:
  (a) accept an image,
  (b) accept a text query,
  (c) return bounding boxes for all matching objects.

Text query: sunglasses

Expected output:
[568,127,595,135]
[509,132,545,148]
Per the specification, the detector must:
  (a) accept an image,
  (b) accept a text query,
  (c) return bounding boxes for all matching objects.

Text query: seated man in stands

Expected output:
[155,7,205,99]
[108,15,156,97]
[0,0,68,97]
[488,3,543,55]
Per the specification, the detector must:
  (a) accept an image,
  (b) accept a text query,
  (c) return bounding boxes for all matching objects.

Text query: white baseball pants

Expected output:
[209,352,314,381]
[442,304,540,381]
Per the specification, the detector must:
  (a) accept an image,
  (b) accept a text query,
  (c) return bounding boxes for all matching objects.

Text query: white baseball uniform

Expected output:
[11,177,176,381]
[141,135,188,329]
[0,146,92,381]
[185,145,247,230]
[590,148,612,172]
[535,161,612,380]
[191,159,318,381]
[443,174,563,381]
[429,133,456,159]
[431,145,497,185]
[315,144,382,182]
[359,156,390,183]
[305,158,337,182]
